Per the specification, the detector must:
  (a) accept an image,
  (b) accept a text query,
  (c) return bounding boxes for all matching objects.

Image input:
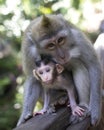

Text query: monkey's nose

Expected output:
[57,48,65,59]
[59,52,65,59]
[45,77,48,80]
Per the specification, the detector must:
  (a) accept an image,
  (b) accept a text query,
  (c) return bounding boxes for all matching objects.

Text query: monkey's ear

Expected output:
[33,69,40,80]
[41,15,50,27]
[56,64,64,74]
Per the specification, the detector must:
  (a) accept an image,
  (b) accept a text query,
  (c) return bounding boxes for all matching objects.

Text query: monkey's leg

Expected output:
[70,64,90,124]
[67,87,85,117]
[35,89,53,115]
[73,64,90,108]
[17,76,42,126]
[44,89,55,113]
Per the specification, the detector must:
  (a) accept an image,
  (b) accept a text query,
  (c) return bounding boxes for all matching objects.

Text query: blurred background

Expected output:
[0,0,104,130]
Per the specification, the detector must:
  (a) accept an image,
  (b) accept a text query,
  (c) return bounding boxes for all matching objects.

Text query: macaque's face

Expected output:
[36,63,54,84]
[33,16,79,65]
[32,15,80,65]
[39,30,70,65]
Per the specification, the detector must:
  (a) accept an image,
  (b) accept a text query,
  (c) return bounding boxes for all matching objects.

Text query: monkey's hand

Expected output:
[34,108,47,116]
[17,113,33,126]
[34,105,56,115]
[69,106,90,125]
[72,106,85,116]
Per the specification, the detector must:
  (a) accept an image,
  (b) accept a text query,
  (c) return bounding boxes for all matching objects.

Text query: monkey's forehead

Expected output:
[31,14,67,41]
[36,62,54,70]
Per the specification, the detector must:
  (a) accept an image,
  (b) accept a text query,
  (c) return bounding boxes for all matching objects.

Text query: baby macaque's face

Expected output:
[33,60,64,85]
[34,63,55,84]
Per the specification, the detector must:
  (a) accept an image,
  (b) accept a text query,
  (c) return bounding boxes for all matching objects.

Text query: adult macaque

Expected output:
[33,54,85,116]
[17,14,102,126]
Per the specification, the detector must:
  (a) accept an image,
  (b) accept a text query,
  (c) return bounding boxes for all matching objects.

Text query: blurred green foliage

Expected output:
[0,0,103,130]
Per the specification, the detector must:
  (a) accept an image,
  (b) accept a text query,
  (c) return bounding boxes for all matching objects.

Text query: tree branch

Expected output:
[13,107,91,130]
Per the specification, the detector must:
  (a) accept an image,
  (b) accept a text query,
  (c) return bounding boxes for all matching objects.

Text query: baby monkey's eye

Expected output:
[39,71,43,75]
[46,68,50,72]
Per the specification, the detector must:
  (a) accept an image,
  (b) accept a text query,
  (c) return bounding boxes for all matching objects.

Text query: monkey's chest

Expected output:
[43,76,67,90]
[43,83,62,90]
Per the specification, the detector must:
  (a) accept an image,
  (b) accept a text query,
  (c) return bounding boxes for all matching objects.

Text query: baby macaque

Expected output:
[33,54,85,116]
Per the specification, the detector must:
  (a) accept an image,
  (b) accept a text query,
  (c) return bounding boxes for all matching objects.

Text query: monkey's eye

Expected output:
[46,68,50,72]
[58,37,65,45]
[46,43,55,50]
[39,71,43,75]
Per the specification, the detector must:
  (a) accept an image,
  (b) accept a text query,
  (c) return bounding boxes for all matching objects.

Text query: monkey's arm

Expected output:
[17,76,42,126]
[17,29,43,126]
[71,28,102,126]
[94,33,104,90]
[88,61,102,125]
[35,88,55,114]
[67,87,85,116]
[43,89,56,114]
[42,89,50,112]
[81,41,102,126]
